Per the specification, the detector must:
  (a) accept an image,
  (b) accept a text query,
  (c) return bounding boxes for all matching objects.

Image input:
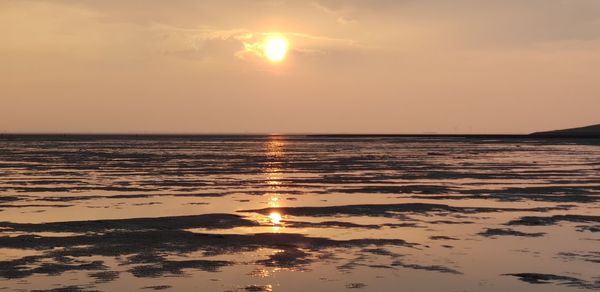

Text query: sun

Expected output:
[263,36,289,62]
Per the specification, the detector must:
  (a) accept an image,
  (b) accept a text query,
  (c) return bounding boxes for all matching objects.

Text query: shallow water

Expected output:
[0,135,599,291]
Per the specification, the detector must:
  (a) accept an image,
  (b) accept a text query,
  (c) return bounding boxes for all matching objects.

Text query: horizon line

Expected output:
[1,132,599,138]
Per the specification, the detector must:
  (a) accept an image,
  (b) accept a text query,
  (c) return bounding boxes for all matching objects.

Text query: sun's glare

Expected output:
[269,211,282,225]
[264,36,289,62]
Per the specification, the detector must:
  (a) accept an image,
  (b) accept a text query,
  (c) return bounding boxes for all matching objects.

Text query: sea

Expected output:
[0,135,598,291]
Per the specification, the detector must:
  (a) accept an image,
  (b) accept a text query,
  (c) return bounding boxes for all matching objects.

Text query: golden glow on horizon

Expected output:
[263,36,289,62]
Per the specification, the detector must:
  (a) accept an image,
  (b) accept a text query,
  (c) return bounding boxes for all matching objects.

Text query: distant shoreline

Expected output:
[530,123,600,137]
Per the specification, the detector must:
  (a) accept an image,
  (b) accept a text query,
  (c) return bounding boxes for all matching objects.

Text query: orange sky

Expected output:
[1,0,599,134]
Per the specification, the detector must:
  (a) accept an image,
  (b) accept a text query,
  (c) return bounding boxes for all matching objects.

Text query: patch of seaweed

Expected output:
[391,260,462,274]
[241,203,557,218]
[507,215,600,226]
[0,227,415,280]
[0,213,258,233]
[505,273,600,289]
[478,228,545,238]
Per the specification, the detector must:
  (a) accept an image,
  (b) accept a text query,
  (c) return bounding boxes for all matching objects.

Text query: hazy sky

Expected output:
[2,0,599,133]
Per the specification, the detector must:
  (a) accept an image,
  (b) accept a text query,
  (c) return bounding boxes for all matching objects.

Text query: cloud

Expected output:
[313,0,402,12]
[152,24,361,63]
[313,0,406,24]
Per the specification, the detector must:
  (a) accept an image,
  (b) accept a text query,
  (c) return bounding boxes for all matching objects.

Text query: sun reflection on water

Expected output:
[269,211,282,225]
[269,196,280,207]
[248,268,271,278]
[264,136,286,233]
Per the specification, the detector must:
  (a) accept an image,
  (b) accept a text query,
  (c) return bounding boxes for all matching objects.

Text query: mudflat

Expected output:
[0,135,598,291]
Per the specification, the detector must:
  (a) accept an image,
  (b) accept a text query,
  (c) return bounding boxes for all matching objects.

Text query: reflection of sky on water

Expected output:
[0,136,598,291]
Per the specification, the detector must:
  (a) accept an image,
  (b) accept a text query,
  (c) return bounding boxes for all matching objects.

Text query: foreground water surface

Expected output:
[0,135,599,291]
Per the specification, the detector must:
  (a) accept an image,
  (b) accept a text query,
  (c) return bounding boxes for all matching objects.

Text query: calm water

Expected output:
[0,135,599,291]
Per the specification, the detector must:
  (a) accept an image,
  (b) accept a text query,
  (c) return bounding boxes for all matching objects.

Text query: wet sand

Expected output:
[0,135,598,291]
